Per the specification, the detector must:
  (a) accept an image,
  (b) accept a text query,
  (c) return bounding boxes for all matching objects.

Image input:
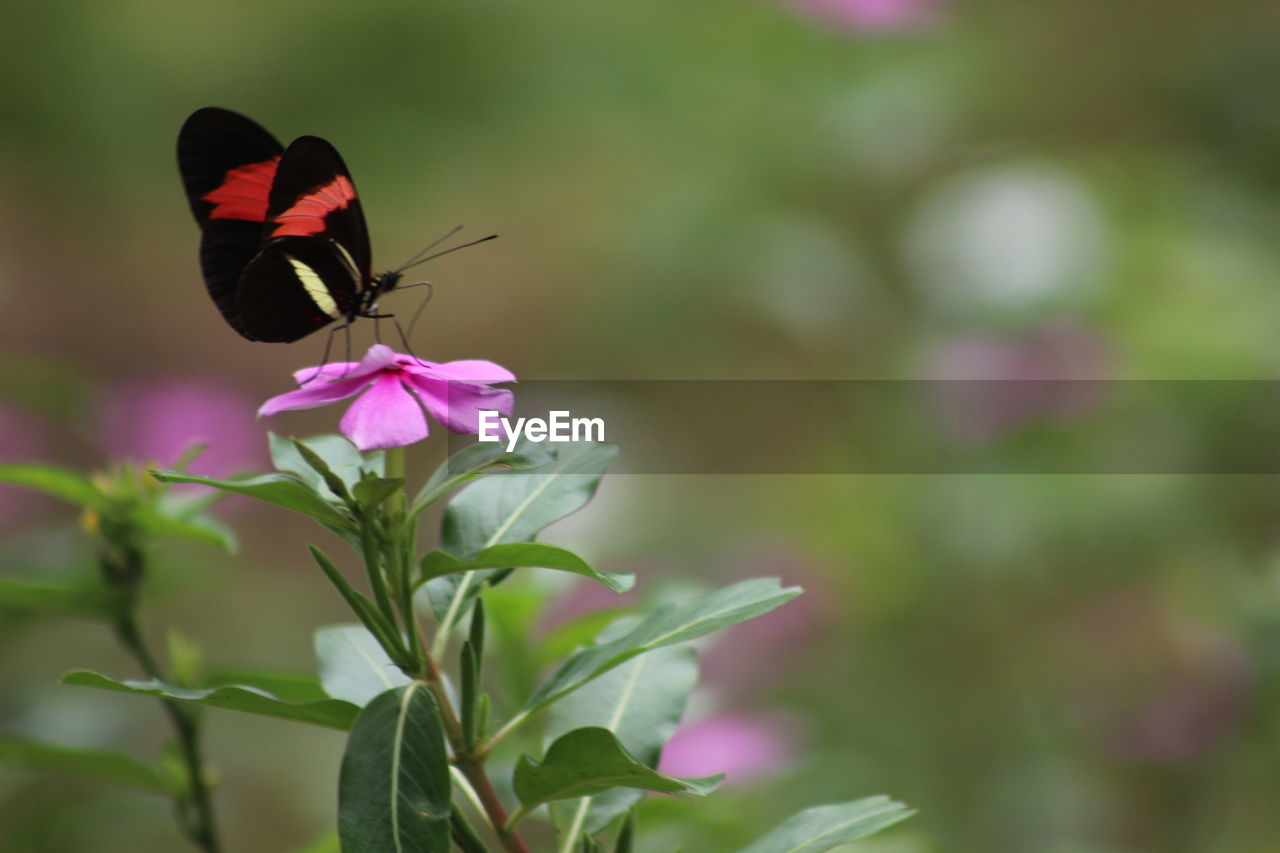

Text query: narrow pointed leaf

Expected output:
[339,684,451,853]
[290,438,353,501]
[0,463,101,507]
[523,578,801,715]
[62,670,358,730]
[270,433,384,497]
[0,737,174,794]
[316,625,412,707]
[733,796,915,853]
[514,727,719,818]
[150,471,352,530]
[420,543,632,593]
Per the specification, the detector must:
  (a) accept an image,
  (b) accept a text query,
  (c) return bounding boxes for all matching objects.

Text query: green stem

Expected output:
[384,447,408,516]
[480,708,530,757]
[422,665,528,853]
[431,570,477,659]
[383,447,526,851]
[113,609,219,853]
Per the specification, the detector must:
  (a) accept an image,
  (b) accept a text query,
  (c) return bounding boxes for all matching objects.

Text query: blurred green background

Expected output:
[5,1,1280,851]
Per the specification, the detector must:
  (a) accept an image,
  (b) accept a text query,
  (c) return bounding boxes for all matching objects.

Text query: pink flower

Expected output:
[926,320,1111,443]
[258,344,515,451]
[659,713,793,785]
[788,0,942,33]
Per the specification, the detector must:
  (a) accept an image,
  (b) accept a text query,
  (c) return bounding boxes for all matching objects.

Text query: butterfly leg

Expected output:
[300,321,352,386]
[400,281,436,342]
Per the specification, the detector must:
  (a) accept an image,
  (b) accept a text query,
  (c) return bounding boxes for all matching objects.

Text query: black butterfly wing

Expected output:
[236,236,365,342]
[236,136,372,343]
[177,107,284,339]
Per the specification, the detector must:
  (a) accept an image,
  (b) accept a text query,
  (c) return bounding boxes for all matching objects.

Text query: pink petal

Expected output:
[339,374,428,450]
[258,374,372,417]
[292,361,362,385]
[294,344,402,386]
[425,359,517,384]
[410,375,514,434]
[346,344,401,378]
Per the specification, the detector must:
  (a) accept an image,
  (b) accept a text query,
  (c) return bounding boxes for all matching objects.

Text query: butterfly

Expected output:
[177,107,487,344]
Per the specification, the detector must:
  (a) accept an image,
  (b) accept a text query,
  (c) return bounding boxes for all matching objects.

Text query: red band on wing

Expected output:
[201,157,281,221]
[270,175,357,238]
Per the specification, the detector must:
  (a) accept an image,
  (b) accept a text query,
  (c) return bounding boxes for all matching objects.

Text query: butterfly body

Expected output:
[177,108,400,343]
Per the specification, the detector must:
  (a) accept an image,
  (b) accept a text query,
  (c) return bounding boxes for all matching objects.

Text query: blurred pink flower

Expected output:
[1072,591,1253,764]
[927,319,1111,442]
[787,0,942,32]
[1114,642,1250,763]
[101,379,262,478]
[259,344,515,451]
[659,713,793,784]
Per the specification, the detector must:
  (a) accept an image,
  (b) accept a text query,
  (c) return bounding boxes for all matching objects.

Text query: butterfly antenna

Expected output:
[396,233,497,275]
[394,225,464,273]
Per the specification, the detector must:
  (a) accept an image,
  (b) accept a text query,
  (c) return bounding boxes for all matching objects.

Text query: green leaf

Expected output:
[315,625,412,707]
[733,796,915,853]
[548,646,698,834]
[353,478,405,512]
[442,442,617,558]
[290,438,354,502]
[339,684,451,853]
[270,433,384,498]
[308,546,409,666]
[0,737,174,795]
[536,608,630,669]
[513,727,719,825]
[0,576,110,620]
[420,543,633,593]
[0,463,101,508]
[138,506,237,552]
[411,439,551,516]
[62,670,359,730]
[150,471,353,531]
[203,670,333,704]
[522,578,801,716]
[427,442,617,630]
